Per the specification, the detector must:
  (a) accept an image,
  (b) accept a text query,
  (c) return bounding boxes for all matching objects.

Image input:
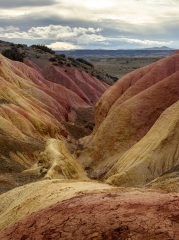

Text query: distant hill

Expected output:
[142,46,176,50]
[56,49,176,59]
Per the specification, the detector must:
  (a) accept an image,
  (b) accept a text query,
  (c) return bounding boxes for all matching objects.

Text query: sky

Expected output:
[0,0,178,50]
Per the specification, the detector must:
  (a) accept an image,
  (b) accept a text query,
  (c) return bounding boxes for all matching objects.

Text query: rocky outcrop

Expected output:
[0,180,114,231]
[24,139,88,180]
[77,51,179,180]
[1,189,179,239]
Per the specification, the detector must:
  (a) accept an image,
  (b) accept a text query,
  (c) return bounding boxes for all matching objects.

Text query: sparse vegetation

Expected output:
[52,62,59,66]
[1,47,25,62]
[31,44,55,54]
[68,57,79,67]
[49,57,57,62]
[0,40,115,84]
[76,58,94,68]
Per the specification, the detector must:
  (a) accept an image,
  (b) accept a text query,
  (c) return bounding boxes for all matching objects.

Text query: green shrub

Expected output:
[76,58,94,68]
[2,47,24,62]
[49,57,57,62]
[31,44,55,54]
[55,54,66,62]
[53,62,59,66]
[58,54,66,59]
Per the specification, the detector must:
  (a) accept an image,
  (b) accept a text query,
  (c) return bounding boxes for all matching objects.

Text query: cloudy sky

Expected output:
[0,0,178,50]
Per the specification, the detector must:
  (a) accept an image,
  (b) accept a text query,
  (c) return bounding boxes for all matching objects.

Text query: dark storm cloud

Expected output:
[0,10,99,32]
[0,0,56,8]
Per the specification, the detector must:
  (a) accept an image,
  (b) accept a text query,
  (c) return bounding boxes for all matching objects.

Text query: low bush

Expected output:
[2,47,24,62]
[31,44,55,54]
[49,57,57,62]
[76,58,94,68]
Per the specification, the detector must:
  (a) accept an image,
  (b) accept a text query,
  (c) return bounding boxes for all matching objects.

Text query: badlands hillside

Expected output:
[1,41,179,239]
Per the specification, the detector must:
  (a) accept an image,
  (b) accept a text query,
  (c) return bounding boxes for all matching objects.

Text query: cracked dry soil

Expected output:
[1,190,179,239]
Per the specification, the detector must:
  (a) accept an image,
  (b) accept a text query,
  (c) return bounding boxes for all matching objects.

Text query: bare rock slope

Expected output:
[0,53,108,191]
[106,99,179,187]
[78,51,179,184]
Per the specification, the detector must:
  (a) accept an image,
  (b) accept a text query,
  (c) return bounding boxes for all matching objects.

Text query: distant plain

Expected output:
[56,49,175,80]
[88,57,161,79]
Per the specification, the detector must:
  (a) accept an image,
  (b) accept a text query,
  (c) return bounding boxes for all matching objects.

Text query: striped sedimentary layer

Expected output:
[78,51,179,188]
[0,54,108,178]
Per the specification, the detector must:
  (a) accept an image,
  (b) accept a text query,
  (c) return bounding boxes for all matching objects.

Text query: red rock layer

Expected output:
[44,64,109,105]
[93,51,179,135]
[1,190,179,239]
[0,54,108,169]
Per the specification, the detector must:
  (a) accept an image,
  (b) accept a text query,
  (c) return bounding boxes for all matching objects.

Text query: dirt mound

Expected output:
[44,64,109,106]
[1,189,179,239]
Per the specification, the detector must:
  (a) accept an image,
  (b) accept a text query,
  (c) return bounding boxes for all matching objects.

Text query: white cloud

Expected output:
[5,26,20,32]
[0,24,176,49]
[0,25,106,46]
[119,37,173,46]
[0,26,20,33]
[47,42,79,50]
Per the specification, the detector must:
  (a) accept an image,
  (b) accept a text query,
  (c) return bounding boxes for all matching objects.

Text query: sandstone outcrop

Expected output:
[1,189,179,239]
[24,138,88,180]
[77,52,179,180]
[0,180,114,231]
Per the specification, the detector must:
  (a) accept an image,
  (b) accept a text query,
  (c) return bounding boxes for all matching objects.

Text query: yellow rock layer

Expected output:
[24,138,89,180]
[146,171,179,192]
[106,100,179,187]
[0,54,66,167]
